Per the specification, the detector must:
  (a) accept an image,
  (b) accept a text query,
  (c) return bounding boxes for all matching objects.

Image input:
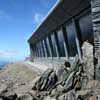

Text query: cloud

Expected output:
[0,50,21,60]
[34,13,44,24]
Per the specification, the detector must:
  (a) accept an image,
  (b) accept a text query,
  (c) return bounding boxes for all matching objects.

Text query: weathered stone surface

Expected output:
[58,93,68,100]
[50,85,63,97]
[82,42,94,80]
[56,67,68,82]
[33,68,57,91]
[96,60,100,81]
[89,96,97,100]
[0,94,17,100]
[46,71,57,90]
[43,96,56,100]
[18,94,33,100]
[87,80,100,89]
[0,84,8,95]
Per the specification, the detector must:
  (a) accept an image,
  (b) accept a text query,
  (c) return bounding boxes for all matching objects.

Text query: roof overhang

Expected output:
[28,0,90,44]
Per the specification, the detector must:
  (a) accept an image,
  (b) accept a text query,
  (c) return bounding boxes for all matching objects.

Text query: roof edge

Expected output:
[28,0,62,43]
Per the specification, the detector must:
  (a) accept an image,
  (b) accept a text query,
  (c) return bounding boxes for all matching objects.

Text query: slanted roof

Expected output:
[28,0,90,44]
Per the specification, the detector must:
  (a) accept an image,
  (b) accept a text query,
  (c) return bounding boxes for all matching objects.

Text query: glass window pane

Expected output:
[79,13,93,45]
[46,37,51,57]
[41,41,45,57]
[43,40,47,57]
[36,43,40,57]
[39,42,43,57]
[51,33,57,57]
[66,21,78,57]
[43,39,50,57]
[57,28,65,57]
[31,44,35,57]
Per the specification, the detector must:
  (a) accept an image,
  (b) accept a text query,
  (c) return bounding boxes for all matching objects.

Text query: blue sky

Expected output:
[0,0,56,61]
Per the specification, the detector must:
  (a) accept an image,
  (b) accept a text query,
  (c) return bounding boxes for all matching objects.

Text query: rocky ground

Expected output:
[0,62,42,100]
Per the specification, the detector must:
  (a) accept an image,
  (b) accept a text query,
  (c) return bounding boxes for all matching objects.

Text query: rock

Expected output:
[28,90,37,97]
[43,96,56,100]
[56,67,68,82]
[34,68,57,91]
[56,90,76,100]
[50,85,63,97]
[58,94,68,100]
[45,71,57,90]
[0,94,17,100]
[82,42,94,80]
[18,94,33,100]
[32,76,40,90]
[64,71,75,88]
[89,96,97,100]
[33,96,40,100]
[80,73,88,89]
[96,60,100,81]
[0,68,2,70]
[0,84,8,95]
[96,95,100,100]
[76,90,94,100]
[71,55,80,71]
[87,80,100,89]
[42,68,53,78]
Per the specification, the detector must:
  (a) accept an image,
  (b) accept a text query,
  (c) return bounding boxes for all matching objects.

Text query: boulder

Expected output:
[96,60,100,81]
[55,90,76,100]
[82,42,94,80]
[86,80,100,89]
[33,68,57,91]
[58,94,68,100]
[56,67,69,82]
[0,94,17,100]
[64,71,75,88]
[45,71,57,91]
[43,96,56,100]
[18,94,33,100]
[0,84,8,95]
[50,85,63,97]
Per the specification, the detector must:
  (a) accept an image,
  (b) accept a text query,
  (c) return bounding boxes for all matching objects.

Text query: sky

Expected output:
[0,0,57,62]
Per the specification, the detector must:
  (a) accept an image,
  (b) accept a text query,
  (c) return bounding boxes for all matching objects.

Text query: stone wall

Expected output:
[91,0,100,80]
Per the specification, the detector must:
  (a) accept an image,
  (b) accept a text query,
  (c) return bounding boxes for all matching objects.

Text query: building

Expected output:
[28,0,100,78]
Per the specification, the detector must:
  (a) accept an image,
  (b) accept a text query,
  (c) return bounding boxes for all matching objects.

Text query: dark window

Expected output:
[43,40,47,57]
[31,44,36,57]
[79,13,93,45]
[44,39,49,57]
[51,33,57,57]
[39,42,43,57]
[41,41,45,57]
[46,37,51,57]
[35,45,38,57]
[36,44,40,57]
[30,44,34,57]
[57,28,65,57]
[66,21,78,57]
[36,43,40,57]
[43,39,50,57]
